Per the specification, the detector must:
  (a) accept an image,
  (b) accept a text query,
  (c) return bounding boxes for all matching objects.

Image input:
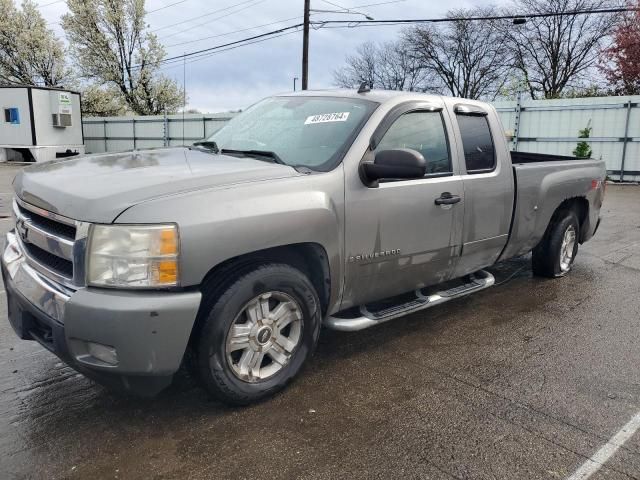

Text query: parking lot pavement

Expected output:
[0,162,639,480]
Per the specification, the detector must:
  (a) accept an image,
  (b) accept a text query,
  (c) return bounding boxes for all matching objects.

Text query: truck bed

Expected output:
[511,151,584,164]
[499,154,606,261]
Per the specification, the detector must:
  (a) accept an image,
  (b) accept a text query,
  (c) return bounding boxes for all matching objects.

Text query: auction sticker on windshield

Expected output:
[304,112,350,125]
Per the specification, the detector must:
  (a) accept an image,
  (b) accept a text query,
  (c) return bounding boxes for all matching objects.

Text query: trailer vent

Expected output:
[51,113,72,127]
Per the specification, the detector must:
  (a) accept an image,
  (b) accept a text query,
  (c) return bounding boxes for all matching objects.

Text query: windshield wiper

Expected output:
[220,148,286,165]
[191,140,220,153]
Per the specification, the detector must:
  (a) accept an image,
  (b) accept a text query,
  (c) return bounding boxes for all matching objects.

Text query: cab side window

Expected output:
[375,111,451,175]
[456,114,496,173]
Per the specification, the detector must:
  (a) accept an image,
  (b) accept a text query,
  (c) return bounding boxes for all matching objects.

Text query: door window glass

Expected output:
[456,115,496,173]
[375,111,451,174]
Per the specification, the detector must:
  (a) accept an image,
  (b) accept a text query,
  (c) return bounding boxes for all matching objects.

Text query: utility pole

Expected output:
[293,77,299,91]
[302,0,310,90]
[182,53,186,145]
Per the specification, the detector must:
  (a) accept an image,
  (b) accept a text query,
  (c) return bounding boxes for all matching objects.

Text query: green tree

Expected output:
[62,0,183,115]
[0,0,69,86]
[573,125,593,158]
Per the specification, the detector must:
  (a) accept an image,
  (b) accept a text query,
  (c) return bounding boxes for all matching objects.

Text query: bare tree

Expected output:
[333,40,431,91]
[404,7,513,100]
[62,0,183,115]
[506,0,619,99]
[334,42,376,89]
[0,0,69,86]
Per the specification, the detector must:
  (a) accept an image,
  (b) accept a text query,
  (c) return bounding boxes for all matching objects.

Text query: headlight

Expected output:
[88,224,179,288]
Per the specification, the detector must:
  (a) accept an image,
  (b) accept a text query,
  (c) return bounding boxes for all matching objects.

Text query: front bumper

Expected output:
[2,231,202,395]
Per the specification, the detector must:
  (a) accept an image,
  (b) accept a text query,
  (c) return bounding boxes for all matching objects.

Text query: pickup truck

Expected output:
[2,89,606,405]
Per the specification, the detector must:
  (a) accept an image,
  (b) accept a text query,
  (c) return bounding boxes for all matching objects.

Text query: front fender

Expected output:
[115,168,345,308]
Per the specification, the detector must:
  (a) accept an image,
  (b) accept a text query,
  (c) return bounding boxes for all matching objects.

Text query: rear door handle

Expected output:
[435,193,461,206]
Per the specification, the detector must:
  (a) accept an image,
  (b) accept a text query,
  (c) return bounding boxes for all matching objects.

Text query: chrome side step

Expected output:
[324,270,495,331]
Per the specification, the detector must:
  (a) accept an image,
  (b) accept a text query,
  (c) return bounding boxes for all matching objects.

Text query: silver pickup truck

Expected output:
[2,89,606,405]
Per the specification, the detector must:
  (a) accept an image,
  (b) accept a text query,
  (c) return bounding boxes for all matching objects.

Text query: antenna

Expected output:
[357,81,371,94]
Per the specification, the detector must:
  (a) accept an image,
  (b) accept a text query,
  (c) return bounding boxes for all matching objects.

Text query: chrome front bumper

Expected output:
[2,230,72,323]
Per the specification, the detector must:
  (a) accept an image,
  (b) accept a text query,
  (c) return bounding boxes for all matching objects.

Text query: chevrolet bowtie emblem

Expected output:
[16,219,29,243]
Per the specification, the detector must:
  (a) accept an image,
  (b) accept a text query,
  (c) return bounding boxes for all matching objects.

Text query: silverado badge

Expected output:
[348,249,401,263]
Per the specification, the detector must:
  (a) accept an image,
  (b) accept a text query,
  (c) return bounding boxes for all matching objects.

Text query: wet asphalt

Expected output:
[0,163,639,479]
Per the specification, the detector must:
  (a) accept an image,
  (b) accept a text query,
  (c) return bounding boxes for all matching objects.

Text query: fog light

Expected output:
[87,341,118,365]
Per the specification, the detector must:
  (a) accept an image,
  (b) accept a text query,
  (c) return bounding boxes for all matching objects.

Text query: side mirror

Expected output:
[361,148,427,185]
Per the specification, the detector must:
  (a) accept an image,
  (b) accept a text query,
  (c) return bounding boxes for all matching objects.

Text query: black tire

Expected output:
[194,263,321,405]
[532,210,580,278]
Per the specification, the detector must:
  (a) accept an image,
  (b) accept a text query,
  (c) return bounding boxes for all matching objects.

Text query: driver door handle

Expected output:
[435,192,461,206]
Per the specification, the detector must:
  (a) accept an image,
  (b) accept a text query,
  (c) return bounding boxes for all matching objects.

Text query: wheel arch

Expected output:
[546,196,589,244]
[194,242,331,324]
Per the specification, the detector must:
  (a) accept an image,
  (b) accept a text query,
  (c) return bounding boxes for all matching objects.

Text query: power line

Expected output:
[138,5,638,70]
[310,6,638,26]
[320,0,351,10]
[151,0,261,34]
[45,0,191,26]
[140,23,304,69]
[164,15,301,49]
[147,0,189,14]
[37,0,64,7]
[350,0,407,8]
[159,28,303,70]
[167,8,388,65]
[320,0,407,12]
[159,0,270,42]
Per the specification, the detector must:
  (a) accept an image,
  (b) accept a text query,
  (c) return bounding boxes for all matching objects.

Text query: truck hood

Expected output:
[13,147,301,223]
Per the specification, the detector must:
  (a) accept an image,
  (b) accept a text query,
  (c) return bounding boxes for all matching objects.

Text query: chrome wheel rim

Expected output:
[560,225,577,272]
[225,291,303,382]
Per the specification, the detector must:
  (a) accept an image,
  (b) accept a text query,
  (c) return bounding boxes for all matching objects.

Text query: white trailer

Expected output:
[0,86,85,162]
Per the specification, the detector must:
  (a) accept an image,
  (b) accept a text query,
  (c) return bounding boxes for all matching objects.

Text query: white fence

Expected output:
[494,96,640,182]
[82,95,640,182]
[82,112,233,154]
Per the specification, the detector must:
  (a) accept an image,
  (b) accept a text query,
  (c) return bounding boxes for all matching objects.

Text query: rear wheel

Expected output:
[194,264,321,405]
[532,210,580,278]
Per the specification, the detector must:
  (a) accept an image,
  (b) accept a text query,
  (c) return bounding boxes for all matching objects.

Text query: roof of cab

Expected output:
[276,88,441,105]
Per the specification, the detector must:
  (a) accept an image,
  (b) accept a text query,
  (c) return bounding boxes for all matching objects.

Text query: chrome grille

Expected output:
[15,203,76,240]
[12,198,78,286]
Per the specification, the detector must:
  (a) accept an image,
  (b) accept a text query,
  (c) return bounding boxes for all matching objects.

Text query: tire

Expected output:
[532,210,580,278]
[194,263,321,405]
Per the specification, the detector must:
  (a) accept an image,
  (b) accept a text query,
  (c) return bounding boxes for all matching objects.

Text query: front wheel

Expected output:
[194,264,321,405]
[532,210,580,278]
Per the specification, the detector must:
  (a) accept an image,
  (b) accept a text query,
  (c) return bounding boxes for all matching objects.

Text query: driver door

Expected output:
[342,106,464,309]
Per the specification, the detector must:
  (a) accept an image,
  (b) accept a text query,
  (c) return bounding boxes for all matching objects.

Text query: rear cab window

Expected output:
[455,113,496,174]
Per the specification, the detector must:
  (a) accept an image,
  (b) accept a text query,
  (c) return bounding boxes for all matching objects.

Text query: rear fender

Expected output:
[500,161,604,260]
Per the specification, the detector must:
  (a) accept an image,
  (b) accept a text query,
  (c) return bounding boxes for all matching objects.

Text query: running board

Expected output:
[324,270,495,331]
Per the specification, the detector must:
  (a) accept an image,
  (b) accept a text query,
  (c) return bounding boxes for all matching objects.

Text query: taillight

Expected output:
[591,179,606,200]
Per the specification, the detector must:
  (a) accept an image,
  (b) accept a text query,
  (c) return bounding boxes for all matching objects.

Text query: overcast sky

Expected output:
[38,0,510,112]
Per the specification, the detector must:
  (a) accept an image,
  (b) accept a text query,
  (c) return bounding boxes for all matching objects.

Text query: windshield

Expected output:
[206,96,378,171]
